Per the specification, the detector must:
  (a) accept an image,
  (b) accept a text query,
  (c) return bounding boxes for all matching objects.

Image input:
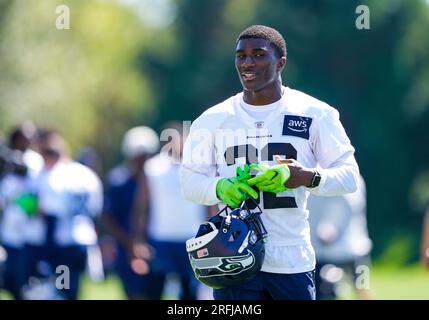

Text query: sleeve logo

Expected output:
[282,115,312,139]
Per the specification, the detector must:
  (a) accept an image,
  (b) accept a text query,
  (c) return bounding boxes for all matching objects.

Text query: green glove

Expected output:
[15,193,38,217]
[216,165,259,208]
[247,163,291,193]
[236,164,252,182]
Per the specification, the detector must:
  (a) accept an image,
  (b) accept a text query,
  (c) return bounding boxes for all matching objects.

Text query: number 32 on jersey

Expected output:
[224,142,298,209]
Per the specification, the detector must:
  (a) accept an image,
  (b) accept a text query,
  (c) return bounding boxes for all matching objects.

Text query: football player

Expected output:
[135,121,208,299]
[308,175,372,299]
[180,25,360,300]
[34,130,103,299]
[0,123,43,299]
[102,126,159,299]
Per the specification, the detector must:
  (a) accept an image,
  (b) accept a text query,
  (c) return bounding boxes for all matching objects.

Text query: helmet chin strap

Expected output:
[237,196,263,215]
[222,214,232,234]
[239,197,268,241]
[238,231,252,254]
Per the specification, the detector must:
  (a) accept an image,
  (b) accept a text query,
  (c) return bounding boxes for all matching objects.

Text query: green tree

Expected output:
[0,0,158,168]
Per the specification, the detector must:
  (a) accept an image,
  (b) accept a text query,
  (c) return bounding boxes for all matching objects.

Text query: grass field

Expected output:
[1,263,428,300]
[80,263,429,300]
[367,264,429,300]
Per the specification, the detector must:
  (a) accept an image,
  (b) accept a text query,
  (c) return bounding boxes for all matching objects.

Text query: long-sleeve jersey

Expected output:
[181,86,359,273]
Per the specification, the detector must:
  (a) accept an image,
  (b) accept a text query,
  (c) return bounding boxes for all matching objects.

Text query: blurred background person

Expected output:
[75,146,105,282]
[422,206,429,270]
[134,121,210,300]
[307,175,372,300]
[76,147,104,180]
[0,122,44,299]
[102,126,159,299]
[32,129,103,299]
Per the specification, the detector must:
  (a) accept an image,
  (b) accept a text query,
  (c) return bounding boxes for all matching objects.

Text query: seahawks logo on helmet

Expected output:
[189,250,255,278]
[186,198,267,288]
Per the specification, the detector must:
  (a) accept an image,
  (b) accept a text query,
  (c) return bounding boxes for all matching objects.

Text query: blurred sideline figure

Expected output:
[75,147,105,282]
[307,175,372,299]
[76,147,117,276]
[0,123,44,299]
[422,206,429,270]
[76,147,103,179]
[133,121,209,300]
[102,126,159,299]
[32,129,103,299]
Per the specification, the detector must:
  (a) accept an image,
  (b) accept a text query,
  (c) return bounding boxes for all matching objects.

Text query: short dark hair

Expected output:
[8,122,36,148]
[37,128,68,157]
[237,25,286,58]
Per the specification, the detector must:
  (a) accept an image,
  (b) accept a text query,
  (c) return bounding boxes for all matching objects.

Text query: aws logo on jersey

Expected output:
[282,115,312,139]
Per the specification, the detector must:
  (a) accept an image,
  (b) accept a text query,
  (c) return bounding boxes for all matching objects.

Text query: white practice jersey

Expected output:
[308,175,372,263]
[146,153,206,242]
[37,160,103,246]
[181,86,359,273]
[0,149,45,247]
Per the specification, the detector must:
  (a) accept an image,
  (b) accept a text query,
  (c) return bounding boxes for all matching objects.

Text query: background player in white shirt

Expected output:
[181,25,359,300]
[0,123,44,299]
[35,130,103,299]
[139,121,208,299]
[307,175,372,299]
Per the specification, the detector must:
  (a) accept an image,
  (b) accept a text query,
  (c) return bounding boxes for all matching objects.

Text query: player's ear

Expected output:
[277,57,286,72]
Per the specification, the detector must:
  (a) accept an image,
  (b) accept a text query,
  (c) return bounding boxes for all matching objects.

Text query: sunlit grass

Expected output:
[79,274,126,300]
[1,264,428,300]
[369,264,429,300]
[78,264,429,300]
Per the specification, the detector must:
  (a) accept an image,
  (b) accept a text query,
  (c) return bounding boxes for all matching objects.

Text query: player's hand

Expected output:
[15,193,38,217]
[216,174,259,208]
[129,242,153,275]
[247,162,291,193]
[273,155,316,188]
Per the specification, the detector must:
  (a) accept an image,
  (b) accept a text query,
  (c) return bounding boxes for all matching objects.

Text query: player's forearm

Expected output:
[130,174,150,242]
[310,157,359,196]
[131,204,149,243]
[180,164,222,206]
[102,214,133,250]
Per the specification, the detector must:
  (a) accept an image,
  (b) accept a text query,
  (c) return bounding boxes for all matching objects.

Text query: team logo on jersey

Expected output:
[282,115,312,139]
[254,121,264,129]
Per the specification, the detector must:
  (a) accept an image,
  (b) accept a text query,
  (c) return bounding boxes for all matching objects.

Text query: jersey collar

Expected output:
[233,86,291,129]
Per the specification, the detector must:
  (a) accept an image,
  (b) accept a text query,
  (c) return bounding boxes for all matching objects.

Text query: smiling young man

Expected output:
[180,25,359,300]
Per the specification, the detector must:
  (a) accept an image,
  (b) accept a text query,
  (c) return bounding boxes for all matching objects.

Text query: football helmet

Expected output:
[121,126,159,159]
[186,199,267,289]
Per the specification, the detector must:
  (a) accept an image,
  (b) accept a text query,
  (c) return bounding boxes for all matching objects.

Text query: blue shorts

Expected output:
[213,270,316,300]
[24,243,87,300]
[150,240,194,276]
[148,240,199,300]
[115,246,152,298]
[116,241,198,299]
[2,245,28,299]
